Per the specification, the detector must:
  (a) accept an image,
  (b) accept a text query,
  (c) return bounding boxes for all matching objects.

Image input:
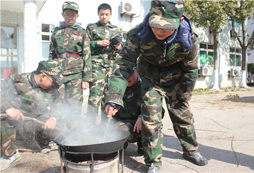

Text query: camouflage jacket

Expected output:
[86,21,123,66]
[114,78,142,120]
[0,73,65,121]
[107,21,198,106]
[49,24,92,82]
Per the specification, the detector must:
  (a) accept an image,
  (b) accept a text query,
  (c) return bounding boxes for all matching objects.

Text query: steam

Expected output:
[51,102,129,146]
[1,77,129,148]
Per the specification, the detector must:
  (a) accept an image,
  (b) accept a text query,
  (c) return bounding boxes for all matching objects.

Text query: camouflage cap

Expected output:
[62,1,79,13]
[149,0,184,30]
[36,60,67,83]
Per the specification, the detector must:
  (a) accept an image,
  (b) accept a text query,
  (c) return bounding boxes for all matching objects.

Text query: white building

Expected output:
[0,0,245,89]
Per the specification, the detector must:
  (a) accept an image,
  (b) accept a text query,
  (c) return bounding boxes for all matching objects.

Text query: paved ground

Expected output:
[2,87,254,172]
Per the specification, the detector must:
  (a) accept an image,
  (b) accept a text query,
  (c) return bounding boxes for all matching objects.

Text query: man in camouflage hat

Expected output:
[49,1,92,119]
[86,3,123,115]
[0,60,66,171]
[105,0,208,172]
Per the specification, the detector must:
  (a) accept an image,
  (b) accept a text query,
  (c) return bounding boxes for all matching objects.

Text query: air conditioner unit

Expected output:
[230,68,240,77]
[120,0,137,15]
[201,66,211,76]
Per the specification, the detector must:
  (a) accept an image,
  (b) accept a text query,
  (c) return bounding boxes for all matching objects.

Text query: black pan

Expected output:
[54,123,130,153]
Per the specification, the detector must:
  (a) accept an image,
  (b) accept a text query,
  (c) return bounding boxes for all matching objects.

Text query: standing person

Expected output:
[0,60,66,171]
[86,3,123,113]
[49,1,92,119]
[105,0,208,172]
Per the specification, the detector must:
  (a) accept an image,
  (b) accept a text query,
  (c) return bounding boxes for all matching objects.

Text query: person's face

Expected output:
[127,70,138,87]
[39,73,56,90]
[98,9,112,25]
[62,9,79,26]
[151,28,175,40]
[151,16,185,40]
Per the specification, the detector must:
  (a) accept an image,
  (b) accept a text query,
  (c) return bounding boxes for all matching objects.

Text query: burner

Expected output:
[59,148,124,173]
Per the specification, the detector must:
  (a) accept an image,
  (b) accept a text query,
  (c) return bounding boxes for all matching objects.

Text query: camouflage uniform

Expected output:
[86,21,122,111]
[106,0,200,167]
[49,1,92,116]
[114,77,142,144]
[0,60,65,157]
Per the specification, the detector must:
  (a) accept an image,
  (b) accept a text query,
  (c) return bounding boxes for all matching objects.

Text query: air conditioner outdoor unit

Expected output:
[120,0,137,15]
[230,68,240,77]
[201,66,211,76]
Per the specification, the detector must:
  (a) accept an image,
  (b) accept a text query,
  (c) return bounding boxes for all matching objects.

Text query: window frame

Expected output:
[199,43,214,66]
[229,47,242,67]
[41,23,56,60]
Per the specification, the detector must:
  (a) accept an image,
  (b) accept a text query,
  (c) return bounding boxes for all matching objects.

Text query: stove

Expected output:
[59,147,125,173]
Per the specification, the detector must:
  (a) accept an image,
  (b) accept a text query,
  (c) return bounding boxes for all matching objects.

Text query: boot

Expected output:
[147,166,159,173]
[183,152,208,166]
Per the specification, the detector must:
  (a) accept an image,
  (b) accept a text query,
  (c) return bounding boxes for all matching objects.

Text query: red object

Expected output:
[56,53,80,58]
[3,67,15,79]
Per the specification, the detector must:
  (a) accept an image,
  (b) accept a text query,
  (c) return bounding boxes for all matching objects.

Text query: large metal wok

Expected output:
[54,122,130,153]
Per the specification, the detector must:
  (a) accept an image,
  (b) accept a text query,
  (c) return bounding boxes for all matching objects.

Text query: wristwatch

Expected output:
[106,102,121,110]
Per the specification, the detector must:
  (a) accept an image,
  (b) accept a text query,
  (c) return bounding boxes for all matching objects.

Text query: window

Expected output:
[229,20,241,30]
[230,48,241,66]
[199,43,214,65]
[0,26,17,79]
[41,24,55,60]
[229,19,241,39]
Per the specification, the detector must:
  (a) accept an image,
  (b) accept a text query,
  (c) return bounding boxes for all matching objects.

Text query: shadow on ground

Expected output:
[163,134,254,171]
[221,96,254,104]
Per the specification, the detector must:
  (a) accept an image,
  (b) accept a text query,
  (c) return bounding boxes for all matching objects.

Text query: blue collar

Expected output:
[137,13,193,52]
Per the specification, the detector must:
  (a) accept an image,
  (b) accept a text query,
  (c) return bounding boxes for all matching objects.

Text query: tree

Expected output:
[247,63,254,83]
[185,0,228,90]
[224,0,254,88]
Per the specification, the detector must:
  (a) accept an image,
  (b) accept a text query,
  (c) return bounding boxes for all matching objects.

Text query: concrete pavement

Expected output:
[123,88,254,172]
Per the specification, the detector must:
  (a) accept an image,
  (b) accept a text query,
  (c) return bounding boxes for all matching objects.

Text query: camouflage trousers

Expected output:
[141,81,199,167]
[115,118,142,144]
[88,63,113,112]
[63,76,83,127]
[0,115,55,157]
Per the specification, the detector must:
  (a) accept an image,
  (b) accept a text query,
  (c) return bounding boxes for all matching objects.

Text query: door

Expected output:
[0,25,17,79]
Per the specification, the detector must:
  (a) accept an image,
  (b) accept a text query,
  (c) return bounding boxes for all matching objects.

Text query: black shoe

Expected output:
[147,166,159,173]
[183,152,208,166]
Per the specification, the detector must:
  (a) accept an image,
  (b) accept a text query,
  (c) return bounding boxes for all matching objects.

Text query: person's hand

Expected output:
[82,81,89,90]
[97,39,110,47]
[5,108,24,121]
[44,117,57,131]
[133,116,142,133]
[176,100,189,109]
[114,43,121,50]
[105,104,118,118]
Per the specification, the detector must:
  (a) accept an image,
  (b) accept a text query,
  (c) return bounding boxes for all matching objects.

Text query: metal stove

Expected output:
[59,147,125,173]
